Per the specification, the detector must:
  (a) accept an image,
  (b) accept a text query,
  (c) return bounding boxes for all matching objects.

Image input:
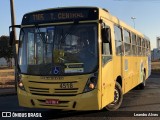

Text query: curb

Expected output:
[0,88,16,96]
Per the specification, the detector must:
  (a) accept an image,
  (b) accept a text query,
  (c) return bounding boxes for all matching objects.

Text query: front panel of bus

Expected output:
[16,8,102,110]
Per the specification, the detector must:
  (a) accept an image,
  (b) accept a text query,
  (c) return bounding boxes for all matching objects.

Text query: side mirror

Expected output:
[9,25,21,46]
[9,31,15,46]
[101,28,111,43]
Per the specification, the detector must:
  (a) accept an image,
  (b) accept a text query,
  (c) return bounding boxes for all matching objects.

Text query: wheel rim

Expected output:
[110,88,119,105]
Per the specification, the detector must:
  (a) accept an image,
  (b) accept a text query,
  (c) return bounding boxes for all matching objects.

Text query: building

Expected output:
[151,49,160,61]
[151,37,160,61]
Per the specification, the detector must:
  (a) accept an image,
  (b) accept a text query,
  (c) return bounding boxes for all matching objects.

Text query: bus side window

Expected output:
[137,36,142,56]
[103,43,111,55]
[123,29,131,56]
[101,23,112,65]
[114,25,123,55]
[101,24,112,55]
[131,33,137,56]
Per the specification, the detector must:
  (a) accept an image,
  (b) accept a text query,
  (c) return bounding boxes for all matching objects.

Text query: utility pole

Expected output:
[10,0,17,70]
[10,0,17,41]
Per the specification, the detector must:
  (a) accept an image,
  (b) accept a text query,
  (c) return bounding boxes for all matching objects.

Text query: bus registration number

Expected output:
[60,83,73,89]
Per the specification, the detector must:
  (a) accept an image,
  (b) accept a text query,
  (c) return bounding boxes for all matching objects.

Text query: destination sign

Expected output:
[22,8,98,25]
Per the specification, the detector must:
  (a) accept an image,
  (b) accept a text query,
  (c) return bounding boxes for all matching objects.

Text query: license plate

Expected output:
[45,99,59,105]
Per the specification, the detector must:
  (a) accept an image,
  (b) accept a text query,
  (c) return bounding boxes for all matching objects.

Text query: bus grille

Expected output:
[28,87,78,96]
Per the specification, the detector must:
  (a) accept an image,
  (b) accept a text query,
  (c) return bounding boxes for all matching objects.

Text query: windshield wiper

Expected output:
[34,24,46,43]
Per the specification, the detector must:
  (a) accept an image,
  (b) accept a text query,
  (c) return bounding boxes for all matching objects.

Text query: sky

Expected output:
[1,0,160,49]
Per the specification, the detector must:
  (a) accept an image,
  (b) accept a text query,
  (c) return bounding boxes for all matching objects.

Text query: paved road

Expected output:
[0,72,160,119]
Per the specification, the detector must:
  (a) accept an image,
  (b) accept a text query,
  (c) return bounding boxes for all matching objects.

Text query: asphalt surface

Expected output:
[0,72,160,120]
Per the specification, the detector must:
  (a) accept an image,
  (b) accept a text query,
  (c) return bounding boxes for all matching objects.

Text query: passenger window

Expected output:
[123,29,131,55]
[114,25,123,55]
[137,36,142,56]
[131,33,137,56]
[142,39,146,56]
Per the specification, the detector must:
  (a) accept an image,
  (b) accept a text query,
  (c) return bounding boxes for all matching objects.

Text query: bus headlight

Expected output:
[18,80,25,91]
[17,74,25,91]
[83,74,98,93]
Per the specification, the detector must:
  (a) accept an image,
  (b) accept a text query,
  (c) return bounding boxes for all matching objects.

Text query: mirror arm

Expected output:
[9,25,21,29]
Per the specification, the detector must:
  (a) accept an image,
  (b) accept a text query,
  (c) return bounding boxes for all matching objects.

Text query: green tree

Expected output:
[0,35,14,68]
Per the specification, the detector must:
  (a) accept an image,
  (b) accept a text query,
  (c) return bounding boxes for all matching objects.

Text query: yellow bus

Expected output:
[9,7,151,111]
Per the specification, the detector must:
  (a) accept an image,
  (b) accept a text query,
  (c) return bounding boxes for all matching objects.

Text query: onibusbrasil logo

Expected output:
[1,112,42,118]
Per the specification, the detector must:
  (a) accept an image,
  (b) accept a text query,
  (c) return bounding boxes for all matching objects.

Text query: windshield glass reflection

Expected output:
[18,23,98,75]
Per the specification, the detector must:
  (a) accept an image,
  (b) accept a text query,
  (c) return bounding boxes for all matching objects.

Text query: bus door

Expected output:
[100,18,114,108]
[122,29,133,92]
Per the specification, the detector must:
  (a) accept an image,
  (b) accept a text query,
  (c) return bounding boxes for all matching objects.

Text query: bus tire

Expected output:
[138,72,146,90]
[105,82,123,111]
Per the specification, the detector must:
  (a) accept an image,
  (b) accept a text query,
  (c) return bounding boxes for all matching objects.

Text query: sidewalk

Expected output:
[0,87,16,96]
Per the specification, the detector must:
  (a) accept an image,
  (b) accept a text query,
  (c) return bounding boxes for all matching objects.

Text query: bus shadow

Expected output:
[45,109,100,119]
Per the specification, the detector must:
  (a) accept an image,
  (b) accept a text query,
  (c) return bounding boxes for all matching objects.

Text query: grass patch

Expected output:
[0,62,159,88]
[0,68,14,88]
[151,61,160,73]
[151,62,160,70]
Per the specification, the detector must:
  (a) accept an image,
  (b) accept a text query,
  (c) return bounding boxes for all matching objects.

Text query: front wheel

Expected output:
[105,82,123,111]
[138,72,146,90]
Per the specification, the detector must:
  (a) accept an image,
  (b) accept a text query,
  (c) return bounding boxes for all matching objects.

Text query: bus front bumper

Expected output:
[18,88,100,110]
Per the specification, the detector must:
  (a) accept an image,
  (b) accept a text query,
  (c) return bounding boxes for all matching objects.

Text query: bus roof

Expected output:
[99,8,150,40]
[22,6,149,41]
[24,6,99,15]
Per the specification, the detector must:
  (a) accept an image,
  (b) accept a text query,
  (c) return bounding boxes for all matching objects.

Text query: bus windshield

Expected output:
[18,23,98,75]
